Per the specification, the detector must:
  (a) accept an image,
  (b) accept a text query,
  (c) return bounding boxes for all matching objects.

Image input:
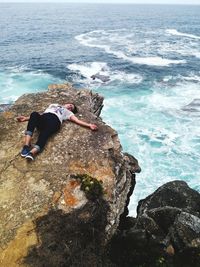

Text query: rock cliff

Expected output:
[0,83,140,267]
[110,180,200,267]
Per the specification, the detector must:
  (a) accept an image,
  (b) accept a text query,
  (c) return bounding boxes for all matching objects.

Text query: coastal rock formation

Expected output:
[182,98,200,114]
[0,83,140,267]
[0,104,11,112]
[110,180,200,267]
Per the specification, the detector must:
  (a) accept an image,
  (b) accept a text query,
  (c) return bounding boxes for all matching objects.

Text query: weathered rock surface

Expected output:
[0,104,11,112]
[109,181,200,267]
[0,83,140,267]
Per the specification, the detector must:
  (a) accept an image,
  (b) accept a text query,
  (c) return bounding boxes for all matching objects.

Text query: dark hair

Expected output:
[71,103,78,114]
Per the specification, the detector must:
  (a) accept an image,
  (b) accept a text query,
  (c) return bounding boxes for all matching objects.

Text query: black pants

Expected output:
[26,112,61,151]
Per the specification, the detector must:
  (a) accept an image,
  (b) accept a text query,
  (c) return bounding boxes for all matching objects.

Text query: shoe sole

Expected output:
[25,155,34,161]
[21,153,29,157]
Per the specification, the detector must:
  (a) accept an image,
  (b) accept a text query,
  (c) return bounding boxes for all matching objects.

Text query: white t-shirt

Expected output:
[44,104,74,123]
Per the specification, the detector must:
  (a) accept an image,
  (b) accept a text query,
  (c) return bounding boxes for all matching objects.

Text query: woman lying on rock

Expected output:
[17,103,98,161]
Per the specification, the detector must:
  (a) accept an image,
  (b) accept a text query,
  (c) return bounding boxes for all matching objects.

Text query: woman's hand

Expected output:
[70,115,98,131]
[16,115,29,122]
[89,124,98,131]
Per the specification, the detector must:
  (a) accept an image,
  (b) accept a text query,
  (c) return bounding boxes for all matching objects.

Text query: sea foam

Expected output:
[0,67,61,104]
[68,62,109,79]
[76,31,186,67]
[68,61,143,85]
[102,80,200,216]
[166,29,200,40]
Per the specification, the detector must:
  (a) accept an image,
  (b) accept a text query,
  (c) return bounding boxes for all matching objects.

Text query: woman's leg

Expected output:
[21,112,42,157]
[25,112,42,145]
[26,111,42,135]
[29,113,61,156]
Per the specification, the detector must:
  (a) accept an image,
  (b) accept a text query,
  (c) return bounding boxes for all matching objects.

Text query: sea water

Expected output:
[0,3,200,216]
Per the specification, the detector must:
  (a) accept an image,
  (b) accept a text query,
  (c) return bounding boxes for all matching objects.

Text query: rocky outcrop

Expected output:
[0,83,140,267]
[110,180,200,267]
[0,104,11,112]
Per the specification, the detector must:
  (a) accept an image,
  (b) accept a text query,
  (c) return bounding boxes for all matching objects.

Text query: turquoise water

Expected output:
[0,67,62,103]
[0,3,200,216]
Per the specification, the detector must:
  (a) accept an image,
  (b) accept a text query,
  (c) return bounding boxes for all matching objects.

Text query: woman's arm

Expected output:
[69,115,98,130]
[16,115,30,122]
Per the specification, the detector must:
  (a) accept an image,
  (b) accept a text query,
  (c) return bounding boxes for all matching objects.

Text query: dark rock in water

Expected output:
[91,73,110,82]
[110,181,200,267]
[182,98,200,113]
[137,180,200,217]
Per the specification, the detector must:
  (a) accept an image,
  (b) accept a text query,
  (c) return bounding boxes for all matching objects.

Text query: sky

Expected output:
[0,0,200,4]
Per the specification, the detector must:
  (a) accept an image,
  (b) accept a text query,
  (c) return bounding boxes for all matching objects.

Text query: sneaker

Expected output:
[25,152,35,161]
[21,145,30,157]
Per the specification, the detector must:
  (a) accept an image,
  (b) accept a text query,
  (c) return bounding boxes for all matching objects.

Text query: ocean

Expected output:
[0,3,200,216]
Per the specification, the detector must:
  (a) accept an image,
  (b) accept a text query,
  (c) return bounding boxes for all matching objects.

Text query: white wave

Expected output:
[107,48,186,66]
[75,31,111,51]
[0,67,61,104]
[163,76,173,82]
[138,127,179,146]
[68,62,109,79]
[99,80,200,217]
[193,52,200,58]
[157,38,200,59]
[149,82,200,113]
[68,61,143,85]
[182,75,200,82]
[163,73,200,83]
[174,49,200,59]
[111,71,143,84]
[166,29,200,40]
[76,31,186,67]
[5,65,30,72]
[129,56,185,66]
[2,95,18,103]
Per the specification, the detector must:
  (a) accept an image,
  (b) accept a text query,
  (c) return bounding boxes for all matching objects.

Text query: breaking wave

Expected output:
[68,61,143,85]
[166,29,200,40]
[0,66,61,104]
[76,30,186,67]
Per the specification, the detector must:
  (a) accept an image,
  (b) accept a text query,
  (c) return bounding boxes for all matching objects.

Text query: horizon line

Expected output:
[0,2,200,4]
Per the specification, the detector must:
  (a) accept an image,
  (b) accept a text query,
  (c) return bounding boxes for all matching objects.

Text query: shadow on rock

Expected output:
[23,199,114,267]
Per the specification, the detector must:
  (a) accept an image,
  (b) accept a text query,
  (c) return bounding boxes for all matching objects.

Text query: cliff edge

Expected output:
[0,83,140,267]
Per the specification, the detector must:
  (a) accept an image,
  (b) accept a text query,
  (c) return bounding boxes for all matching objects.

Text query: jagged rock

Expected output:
[0,104,11,112]
[0,83,139,267]
[91,73,110,83]
[182,98,200,114]
[137,180,200,218]
[110,180,200,267]
[169,211,200,250]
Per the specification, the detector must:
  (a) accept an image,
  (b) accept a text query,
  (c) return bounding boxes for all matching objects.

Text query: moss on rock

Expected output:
[73,174,104,201]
